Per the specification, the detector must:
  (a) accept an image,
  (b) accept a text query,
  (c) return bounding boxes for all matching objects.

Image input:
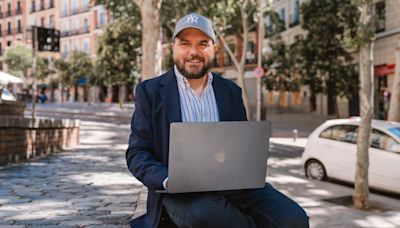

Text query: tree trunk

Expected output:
[136,0,163,80]
[388,41,400,121]
[354,1,374,210]
[213,3,252,120]
[118,82,124,110]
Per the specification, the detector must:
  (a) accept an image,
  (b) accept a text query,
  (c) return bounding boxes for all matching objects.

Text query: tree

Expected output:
[297,0,359,116]
[98,0,161,80]
[263,12,299,112]
[67,51,94,102]
[35,57,50,80]
[3,44,32,78]
[388,40,400,121]
[54,58,71,103]
[96,17,141,109]
[346,0,375,210]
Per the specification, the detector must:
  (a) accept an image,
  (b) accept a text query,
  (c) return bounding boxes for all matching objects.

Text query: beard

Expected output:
[174,54,213,80]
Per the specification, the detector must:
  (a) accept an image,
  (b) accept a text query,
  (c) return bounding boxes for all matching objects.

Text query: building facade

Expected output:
[268,0,400,118]
[0,0,27,69]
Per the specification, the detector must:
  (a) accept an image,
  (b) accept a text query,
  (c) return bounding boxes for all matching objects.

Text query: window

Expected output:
[41,17,45,27]
[31,0,36,12]
[62,0,68,16]
[246,41,256,64]
[0,25,2,36]
[49,15,55,28]
[98,11,106,26]
[17,1,21,12]
[83,18,89,32]
[319,125,358,144]
[290,0,300,27]
[370,129,398,152]
[7,22,11,35]
[7,41,12,46]
[62,44,69,58]
[83,39,90,54]
[279,8,286,30]
[29,16,36,26]
[7,3,11,16]
[375,1,385,32]
[17,20,21,33]
[40,0,45,10]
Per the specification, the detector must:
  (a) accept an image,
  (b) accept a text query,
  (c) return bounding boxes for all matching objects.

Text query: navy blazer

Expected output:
[126,68,247,228]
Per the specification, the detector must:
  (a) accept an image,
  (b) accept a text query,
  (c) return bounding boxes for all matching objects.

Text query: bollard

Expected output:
[293,129,298,142]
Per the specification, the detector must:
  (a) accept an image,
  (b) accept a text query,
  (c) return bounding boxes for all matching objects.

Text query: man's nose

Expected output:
[188,45,200,55]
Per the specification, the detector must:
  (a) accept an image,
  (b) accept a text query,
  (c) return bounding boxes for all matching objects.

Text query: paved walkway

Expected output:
[0,120,141,227]
[4,102,399,227]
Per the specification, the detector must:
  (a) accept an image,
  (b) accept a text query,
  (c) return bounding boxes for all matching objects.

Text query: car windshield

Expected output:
[389,127,400,138]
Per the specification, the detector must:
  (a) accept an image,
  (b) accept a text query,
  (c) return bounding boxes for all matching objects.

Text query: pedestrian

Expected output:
[126,13,309,228]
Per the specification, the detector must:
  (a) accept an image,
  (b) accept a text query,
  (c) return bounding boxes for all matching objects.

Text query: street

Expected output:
[0,106,399,227]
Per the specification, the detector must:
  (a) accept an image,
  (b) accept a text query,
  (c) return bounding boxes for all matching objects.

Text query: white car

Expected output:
[302,118,400,194]
[1,87,17,101]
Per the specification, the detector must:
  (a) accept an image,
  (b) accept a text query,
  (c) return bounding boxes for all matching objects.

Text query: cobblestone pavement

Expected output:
[0,120,142,227]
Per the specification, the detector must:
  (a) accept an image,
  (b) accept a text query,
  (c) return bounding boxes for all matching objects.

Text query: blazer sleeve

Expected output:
[126,83,168,190]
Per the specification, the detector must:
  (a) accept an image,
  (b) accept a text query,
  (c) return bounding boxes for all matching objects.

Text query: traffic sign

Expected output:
[254,66,264,78]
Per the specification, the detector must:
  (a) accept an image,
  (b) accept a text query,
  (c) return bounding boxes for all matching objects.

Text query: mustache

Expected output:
[185,55,205,62]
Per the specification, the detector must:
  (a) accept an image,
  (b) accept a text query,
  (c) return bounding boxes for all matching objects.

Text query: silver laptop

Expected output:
[167,121,271,193]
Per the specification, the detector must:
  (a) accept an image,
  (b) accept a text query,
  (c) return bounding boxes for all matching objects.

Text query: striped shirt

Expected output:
[174,65,219,122]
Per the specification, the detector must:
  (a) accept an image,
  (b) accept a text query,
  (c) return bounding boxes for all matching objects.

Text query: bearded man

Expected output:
[126,13,309,228]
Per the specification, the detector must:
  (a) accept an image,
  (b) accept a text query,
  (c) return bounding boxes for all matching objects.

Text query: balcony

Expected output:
[0,28,23,37]
[61,28,91,38]
[15,8,23,15]
[63,5,91,17]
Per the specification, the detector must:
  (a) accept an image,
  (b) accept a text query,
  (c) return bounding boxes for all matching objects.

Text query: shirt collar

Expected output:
[174,65,213,90]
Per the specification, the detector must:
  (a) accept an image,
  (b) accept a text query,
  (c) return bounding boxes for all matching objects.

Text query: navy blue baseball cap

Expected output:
[173,13,216,43]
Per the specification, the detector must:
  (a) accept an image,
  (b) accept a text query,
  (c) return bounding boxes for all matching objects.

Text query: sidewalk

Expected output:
[15,102,400,227]
[26,102,134,119]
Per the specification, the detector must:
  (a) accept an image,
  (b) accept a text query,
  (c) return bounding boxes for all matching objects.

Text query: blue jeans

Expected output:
[162,183,309,228]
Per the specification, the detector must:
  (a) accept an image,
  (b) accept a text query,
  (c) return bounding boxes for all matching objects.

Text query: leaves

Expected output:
[3,45,33,78]
[96,17,141,85]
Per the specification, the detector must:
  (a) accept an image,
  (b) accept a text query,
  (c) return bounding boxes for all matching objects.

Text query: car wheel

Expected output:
[305,160,327,181]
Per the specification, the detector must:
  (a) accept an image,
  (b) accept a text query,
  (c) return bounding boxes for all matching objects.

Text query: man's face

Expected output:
[172,28,216,80]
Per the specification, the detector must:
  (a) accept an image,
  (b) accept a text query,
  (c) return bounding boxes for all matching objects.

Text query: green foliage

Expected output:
[263,12,299,92]
[54,58,72,86]
[68,51,94,86]
[96,0,140,19]
[344,0,375,49]
[35,57,50,80]
[96,17,141,85]
[295,0,359,98]
[3,44,33,78]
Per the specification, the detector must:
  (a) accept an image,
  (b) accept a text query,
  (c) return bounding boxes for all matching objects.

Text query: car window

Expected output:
[370,129,398,152]
[319,125,358,144]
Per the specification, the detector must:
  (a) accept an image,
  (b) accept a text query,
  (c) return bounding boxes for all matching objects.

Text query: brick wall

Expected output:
[0,116,80,166]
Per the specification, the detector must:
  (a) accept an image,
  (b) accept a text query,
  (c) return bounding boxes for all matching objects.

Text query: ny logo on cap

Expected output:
[186,14,199,23]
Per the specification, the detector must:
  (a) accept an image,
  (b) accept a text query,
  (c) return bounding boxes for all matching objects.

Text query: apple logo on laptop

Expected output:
[215,150,225,163]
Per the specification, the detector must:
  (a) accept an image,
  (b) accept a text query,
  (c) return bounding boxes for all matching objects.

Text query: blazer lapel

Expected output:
[212,73,230,121]
[159,69,182,123]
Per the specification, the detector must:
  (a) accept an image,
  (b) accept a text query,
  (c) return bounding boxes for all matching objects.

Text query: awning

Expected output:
[0,71,24,84]
[374,64,396,77]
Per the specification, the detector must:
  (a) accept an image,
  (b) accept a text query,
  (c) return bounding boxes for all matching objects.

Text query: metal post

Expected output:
[256,0,266,121]
[31,26,37,119]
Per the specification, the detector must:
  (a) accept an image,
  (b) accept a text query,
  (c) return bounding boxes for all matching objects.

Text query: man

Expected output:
[126,13,309,228]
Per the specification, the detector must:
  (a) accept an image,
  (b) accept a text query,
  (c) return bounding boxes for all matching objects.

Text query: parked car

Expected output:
[302,118,400,194]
